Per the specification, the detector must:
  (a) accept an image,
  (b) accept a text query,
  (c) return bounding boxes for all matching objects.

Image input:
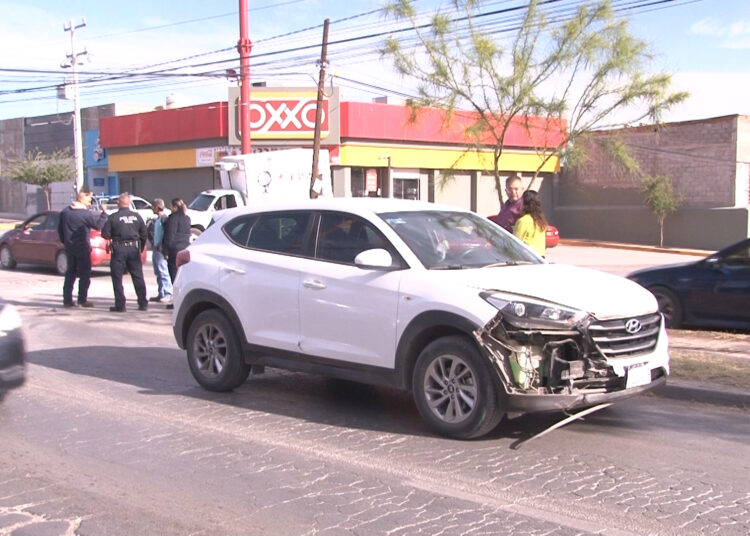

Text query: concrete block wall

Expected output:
[563,115,742,208]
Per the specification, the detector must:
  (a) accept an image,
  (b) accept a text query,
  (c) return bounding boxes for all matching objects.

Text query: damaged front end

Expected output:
[474,294,669,414]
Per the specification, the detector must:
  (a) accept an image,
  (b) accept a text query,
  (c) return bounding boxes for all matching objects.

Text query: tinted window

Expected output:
[132,199,150,210]
[223,215,258,247]
[316,213,389,264]
[247,212,310,255]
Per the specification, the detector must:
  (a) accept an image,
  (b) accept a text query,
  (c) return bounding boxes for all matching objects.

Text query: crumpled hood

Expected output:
[430,263,658,320]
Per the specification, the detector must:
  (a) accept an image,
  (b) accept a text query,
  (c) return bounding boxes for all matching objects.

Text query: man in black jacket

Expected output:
[101,193,148,312]
[57,190,108,308]
[163,198,191,283]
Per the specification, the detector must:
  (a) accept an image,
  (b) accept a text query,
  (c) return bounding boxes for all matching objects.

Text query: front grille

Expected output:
[587,313,661,359]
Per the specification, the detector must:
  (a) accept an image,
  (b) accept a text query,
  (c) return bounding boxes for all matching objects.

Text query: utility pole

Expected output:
[309,18,330,199]
[238,0,252,154]
[62,17,87,194]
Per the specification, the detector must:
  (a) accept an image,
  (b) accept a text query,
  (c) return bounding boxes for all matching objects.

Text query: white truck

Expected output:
[186,148,332,238]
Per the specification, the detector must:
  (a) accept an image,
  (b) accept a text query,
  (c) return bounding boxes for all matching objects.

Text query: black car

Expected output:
[627,238,750,330]
[0,299,25,401]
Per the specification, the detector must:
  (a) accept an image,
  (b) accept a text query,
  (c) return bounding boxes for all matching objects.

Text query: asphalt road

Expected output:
[1,248,749,535]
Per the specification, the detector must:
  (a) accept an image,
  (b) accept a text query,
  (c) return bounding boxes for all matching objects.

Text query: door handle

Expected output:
[222,265,246,275]
[303,279,326,290]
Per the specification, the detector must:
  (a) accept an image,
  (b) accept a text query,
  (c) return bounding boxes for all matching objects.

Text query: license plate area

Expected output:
[626,363,651,388]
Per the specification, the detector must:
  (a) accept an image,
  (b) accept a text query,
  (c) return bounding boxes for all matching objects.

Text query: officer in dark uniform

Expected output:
[101,193,149,312]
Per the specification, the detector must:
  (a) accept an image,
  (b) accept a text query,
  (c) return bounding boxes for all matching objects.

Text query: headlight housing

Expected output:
[482,293,587,330]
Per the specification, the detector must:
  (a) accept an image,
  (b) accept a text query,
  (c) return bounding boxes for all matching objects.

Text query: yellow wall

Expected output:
[339,144,559,173]
[109,148,197,172]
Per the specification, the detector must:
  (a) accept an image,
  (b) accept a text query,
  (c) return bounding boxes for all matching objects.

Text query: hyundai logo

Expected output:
[625,319,643,334]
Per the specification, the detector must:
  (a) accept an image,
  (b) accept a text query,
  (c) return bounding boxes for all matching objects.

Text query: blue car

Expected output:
[0,299,25,401]
[627,238,750,330]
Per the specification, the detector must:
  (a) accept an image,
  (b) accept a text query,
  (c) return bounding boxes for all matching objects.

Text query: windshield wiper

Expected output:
[481,260,534,268]
[430,264,466,270]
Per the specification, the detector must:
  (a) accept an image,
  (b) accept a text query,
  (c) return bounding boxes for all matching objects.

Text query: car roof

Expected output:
[216,198,471,220]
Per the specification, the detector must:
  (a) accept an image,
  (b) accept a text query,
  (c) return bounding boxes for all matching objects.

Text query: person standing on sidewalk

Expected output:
[148,199,172,305]
[493,175,525,233]
[513,190,547,257]
[163,198,191,283]
[101,193,148,312]
[57,190,108,308]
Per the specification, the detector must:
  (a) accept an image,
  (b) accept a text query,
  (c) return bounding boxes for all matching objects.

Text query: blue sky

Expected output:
[0,0,748,123]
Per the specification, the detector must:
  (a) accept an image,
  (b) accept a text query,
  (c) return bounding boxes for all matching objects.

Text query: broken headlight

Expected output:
[483,293,587,330]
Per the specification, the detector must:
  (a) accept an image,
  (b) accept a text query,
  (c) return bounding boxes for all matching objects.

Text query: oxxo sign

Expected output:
[228,88,329,144]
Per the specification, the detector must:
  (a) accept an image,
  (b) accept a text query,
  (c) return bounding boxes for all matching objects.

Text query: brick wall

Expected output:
[561,115,742,209]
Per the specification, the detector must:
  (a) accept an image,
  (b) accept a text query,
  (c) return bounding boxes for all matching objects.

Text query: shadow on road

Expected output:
[24,344,746,447]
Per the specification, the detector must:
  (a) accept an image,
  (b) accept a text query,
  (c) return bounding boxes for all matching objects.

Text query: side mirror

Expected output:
[705,256,721,268]
[354,248,394,269]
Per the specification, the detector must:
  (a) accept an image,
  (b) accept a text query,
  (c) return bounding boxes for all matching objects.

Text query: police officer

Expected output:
[101,193,149,312]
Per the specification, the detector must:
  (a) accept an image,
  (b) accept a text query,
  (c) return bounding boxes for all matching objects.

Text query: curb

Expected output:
[558,238,711,256]
[654,379,750,408]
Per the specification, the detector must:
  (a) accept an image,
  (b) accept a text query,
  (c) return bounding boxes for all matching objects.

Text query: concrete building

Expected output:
[555,115,750,250]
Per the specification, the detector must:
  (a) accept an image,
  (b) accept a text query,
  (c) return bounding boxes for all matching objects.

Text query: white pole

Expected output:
[63,18,87,194]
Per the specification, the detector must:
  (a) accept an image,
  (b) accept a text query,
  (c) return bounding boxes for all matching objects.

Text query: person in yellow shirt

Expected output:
[513,190,547,257]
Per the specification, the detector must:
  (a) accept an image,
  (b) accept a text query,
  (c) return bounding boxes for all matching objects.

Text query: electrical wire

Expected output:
[0,0,703,109]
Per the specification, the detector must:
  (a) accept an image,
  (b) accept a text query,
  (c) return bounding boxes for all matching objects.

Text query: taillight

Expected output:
[176,249,190,267]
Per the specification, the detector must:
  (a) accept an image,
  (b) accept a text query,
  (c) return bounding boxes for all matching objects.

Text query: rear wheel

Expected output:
[650,286,683,328]
[0,245,16,269]
[186,309,250,391]
[55,251,67,275]
[412,335,503,439]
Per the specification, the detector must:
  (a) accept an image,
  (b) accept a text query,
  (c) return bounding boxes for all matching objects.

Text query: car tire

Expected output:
[0,245,16,270]
[189,228,203,243]
[650,286,683,328]
[412,335,503,439]
[186,309,251,392]
[55,251,67,276]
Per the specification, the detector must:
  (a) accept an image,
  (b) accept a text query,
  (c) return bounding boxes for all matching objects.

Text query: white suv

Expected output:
[171,198,669,439]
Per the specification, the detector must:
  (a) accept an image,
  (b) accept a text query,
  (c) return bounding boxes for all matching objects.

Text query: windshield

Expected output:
[188,194,215,211]
[381,210,541,269]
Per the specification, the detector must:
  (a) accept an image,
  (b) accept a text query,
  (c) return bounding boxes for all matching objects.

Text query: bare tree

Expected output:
[382,0,687,205]
[7,149,75,210]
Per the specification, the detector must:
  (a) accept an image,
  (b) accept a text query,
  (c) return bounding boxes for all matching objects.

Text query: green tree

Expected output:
[640,174,683,248]
[7,149,75,210]
[382,0,687,205]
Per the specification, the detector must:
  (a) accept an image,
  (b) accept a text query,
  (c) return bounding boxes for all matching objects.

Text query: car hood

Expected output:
[430,263,657,320]
[627,261,698,278]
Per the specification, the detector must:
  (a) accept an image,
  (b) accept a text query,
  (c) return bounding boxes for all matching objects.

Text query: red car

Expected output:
[0,211,145,275]
[487,215,560,248]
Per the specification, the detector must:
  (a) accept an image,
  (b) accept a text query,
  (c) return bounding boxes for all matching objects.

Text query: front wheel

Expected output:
[0,245,16,269]
[650,286,683,328]
[55,251,67,275]
[186,309,250,391]
[412,335,503,439]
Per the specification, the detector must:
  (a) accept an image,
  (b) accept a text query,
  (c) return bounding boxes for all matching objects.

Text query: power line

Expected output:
[0,0,703,110]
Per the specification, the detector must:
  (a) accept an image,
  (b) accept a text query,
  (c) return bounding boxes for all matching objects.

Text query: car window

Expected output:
[132,199,150,210]
[721,242,750,266]
[315,212,391,265]
[381,210,541,269]
[188,194,215,211]
[44,213,60,230]
[247,212,310,255]
[223,215,258,247]
[23,214,48,231]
